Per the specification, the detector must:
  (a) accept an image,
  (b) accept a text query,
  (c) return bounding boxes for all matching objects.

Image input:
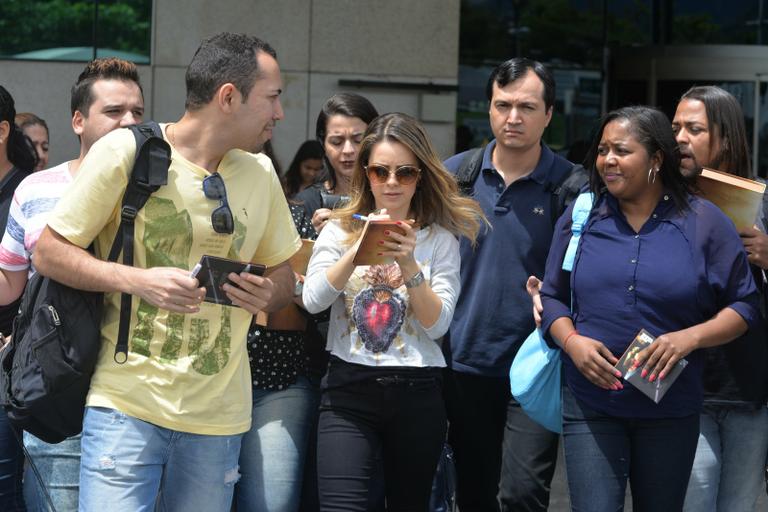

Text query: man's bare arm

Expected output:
[34,226,205,313]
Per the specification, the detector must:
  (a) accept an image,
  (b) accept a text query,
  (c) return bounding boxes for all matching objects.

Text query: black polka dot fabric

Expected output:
[243,202,317,391]
[247,326,308,391]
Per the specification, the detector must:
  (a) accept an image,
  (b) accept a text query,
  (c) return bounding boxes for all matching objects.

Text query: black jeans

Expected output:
[444,370,559,512]
[317,364,446,512]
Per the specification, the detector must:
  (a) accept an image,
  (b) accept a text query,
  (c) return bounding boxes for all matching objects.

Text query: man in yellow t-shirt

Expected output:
[34,33,301,511]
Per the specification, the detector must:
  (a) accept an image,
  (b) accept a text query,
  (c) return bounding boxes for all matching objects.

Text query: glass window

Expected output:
[0,0,151,63]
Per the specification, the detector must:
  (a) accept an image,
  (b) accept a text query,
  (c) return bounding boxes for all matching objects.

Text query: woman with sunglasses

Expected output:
[303,112,485,510]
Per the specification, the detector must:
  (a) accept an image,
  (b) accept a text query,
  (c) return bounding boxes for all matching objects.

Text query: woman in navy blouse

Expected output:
[540,106,759,512]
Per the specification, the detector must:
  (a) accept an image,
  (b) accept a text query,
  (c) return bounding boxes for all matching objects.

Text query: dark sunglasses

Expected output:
[202,173,234,234]
[364,164,421,185]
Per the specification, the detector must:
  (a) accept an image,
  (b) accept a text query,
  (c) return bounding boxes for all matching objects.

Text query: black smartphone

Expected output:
[190,255,266,306]
[320,192,349,210]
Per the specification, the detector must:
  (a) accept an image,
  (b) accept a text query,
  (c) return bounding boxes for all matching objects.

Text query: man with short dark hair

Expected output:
[34,33,299,510]
[443,58,581,512]
[0,57,144,510]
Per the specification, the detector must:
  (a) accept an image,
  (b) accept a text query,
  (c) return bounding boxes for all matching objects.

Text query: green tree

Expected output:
[0,0,151,58]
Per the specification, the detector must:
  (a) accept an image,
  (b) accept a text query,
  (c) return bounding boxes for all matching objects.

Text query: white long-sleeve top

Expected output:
[303,220,461,367]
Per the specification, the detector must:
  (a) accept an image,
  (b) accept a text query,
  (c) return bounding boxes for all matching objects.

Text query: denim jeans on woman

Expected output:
[23,432,80,511]
[562,386,699,512]
[78,406,242,512]
[235,376,319,512]
[0,409,25,511]
[683,405,768,512]
[317,360,447,512]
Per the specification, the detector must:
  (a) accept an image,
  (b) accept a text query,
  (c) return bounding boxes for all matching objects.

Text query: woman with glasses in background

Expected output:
[303,112,486,511]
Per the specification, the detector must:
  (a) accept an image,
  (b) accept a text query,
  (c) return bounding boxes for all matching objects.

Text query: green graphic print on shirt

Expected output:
[129,196,247,375]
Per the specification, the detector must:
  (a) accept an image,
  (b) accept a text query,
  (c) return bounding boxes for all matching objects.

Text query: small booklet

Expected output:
[615,329,688,403]
[352,220,410,266]
[191,255,266,306]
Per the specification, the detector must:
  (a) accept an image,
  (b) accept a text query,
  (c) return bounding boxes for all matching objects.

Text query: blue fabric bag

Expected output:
[510,192,593,434]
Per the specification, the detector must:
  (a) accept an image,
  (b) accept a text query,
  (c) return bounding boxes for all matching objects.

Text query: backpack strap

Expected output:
[547,164,589,226]
[108,122,171,363]
[562,191,594,272]
[455,146,485,196]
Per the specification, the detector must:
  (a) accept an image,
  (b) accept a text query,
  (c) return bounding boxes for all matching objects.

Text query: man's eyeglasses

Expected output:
[364,164,421,186]
[202,173,234,234]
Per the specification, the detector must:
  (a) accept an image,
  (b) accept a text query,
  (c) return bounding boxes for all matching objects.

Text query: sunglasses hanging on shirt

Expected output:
[202,173,235,234]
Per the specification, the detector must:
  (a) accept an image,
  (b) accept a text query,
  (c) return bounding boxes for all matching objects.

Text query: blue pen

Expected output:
[352,214,369,221]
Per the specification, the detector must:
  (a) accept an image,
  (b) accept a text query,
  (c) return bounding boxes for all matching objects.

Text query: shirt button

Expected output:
[634,235,639,239]
[664,195,670,200]
[628,285,634,291]
[652,213,658,219]
[631,258,637,264]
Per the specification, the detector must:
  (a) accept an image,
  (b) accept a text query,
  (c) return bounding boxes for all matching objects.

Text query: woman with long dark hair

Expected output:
[283,140,323,199]
[0,85,39,511]
[540,106,759,511]
[235,95,379,512]
[295,93,379,235]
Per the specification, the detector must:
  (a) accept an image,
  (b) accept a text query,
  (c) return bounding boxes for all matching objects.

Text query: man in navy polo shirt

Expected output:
[443,58,580,512]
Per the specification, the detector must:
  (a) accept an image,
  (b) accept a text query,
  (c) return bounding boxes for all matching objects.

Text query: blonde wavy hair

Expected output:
[335,112,487,245]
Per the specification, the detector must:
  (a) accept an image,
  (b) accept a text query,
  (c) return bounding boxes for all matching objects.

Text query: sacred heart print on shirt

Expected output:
[351,264,406,353]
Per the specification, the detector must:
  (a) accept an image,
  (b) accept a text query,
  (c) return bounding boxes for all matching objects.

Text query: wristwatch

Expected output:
[404,270,425,289]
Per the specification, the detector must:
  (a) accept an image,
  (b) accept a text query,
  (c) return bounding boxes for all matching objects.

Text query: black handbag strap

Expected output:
[107,122,171,363]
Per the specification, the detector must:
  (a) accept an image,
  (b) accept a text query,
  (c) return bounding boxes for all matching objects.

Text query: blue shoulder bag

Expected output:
[509,192,593,434]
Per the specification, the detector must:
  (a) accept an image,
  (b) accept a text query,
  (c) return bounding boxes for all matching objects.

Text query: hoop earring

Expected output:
[647,167,658,184]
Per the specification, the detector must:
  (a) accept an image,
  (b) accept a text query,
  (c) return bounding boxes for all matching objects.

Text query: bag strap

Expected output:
[562,191,593,272]
[547,164,589,227]
[108,122,171,363]
[455,146,485,196]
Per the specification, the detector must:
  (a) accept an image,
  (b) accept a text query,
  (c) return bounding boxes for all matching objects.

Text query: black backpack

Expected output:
[0,122,170,444]
[454,145,589,224]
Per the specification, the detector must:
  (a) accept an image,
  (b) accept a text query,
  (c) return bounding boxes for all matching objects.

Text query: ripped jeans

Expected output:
[78,407,242,512]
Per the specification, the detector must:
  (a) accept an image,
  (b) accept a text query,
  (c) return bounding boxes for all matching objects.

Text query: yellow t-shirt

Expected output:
[47,124,301,435]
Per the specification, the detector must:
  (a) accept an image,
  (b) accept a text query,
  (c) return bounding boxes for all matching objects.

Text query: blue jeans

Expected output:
[683,405,768,512]
[562,386,699,512]
[79,406,242,512]
[23,432,80,512]
[235,376,318,512]
[0,409,25,511]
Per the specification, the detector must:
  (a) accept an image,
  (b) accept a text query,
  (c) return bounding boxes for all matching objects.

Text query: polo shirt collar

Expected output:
[480,140,555,185]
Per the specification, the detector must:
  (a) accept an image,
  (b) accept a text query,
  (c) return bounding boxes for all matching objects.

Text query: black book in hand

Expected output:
[615,329,688,403]
[190,255,266,307]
